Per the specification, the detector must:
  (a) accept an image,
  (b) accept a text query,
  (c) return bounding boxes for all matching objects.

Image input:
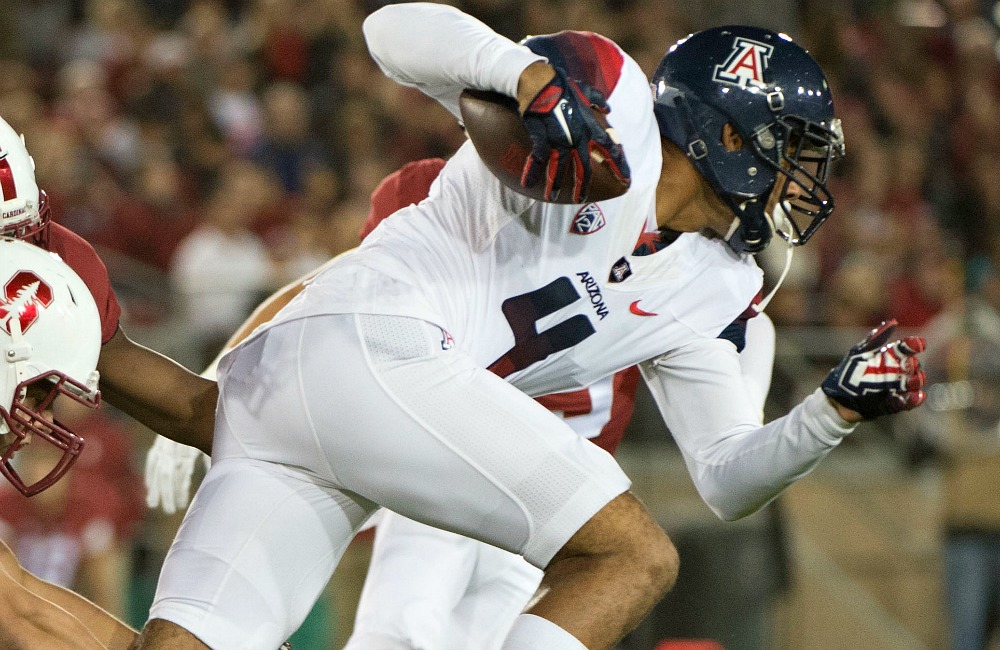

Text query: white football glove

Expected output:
[145,357,220,514]
[144,436,211,514]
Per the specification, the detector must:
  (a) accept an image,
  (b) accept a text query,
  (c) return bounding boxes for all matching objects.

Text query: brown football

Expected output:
[458,89,630,204]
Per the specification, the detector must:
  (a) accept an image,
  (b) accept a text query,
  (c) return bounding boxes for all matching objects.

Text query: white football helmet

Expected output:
[0,238,101,496]
[0,116,50,245]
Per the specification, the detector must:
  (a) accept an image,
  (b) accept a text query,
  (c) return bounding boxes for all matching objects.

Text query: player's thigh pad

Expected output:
[215,313,630,567]
[149,458,375,650]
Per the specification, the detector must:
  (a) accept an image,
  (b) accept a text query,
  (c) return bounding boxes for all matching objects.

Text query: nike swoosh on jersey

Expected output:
[629,300,657,317]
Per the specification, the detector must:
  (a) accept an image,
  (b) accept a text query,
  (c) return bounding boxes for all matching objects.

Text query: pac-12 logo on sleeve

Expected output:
[714,37,773,89]
[570,204,606,235]
[0,271,52,335]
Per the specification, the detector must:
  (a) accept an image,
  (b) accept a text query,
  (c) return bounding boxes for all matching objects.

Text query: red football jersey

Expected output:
[361,157,448,240]
[47,222,122,345]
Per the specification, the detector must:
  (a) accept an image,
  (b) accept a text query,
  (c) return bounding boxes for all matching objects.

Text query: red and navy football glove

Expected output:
[821,320,927,420]
[520,68,630,203]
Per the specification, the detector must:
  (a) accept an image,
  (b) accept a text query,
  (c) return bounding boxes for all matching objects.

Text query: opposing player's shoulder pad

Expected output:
[522,31,624,98]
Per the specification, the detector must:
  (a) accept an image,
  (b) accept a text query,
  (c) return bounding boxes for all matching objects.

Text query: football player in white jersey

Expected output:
[350,157,646,650]
[142,156,771,650]
[132,5,927,650]
[145,156,648,649]
[340,157,771,650]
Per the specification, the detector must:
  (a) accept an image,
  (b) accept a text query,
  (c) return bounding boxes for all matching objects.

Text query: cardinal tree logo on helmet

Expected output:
[0,271,52,336]
[713,37,773,90]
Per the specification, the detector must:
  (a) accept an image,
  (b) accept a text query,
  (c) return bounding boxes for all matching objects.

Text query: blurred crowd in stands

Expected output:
[0,0,995,342]
[1,0,1000,646]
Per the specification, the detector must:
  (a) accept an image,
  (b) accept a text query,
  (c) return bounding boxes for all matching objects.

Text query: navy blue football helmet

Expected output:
[652,26,844,254]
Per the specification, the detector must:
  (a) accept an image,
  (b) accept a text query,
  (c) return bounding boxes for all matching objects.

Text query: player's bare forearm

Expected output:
[98,328,217,455]
[129,619,211,649]
[0,540,136,649]
[102,269,317,457]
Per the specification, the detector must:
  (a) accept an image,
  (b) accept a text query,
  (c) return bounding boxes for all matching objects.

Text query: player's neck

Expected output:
[654,140,731,237]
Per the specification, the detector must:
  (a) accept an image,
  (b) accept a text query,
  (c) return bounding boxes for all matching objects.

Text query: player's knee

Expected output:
[609,509,679,599]
[641,524,680,597]
[554,491,679,594]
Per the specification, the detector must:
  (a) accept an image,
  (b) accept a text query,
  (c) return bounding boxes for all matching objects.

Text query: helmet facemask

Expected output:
[0,372,98,497]
[756,115,844,245]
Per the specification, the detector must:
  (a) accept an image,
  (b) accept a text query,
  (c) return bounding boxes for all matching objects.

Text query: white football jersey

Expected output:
[252,3,858,525]
[268,27,762,398]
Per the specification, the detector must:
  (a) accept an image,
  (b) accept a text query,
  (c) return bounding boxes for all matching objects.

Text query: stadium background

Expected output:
[1,0,999,648]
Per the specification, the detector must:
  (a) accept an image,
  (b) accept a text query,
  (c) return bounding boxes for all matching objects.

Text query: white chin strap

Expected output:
[723,214,742,241]
[752,201,795,315]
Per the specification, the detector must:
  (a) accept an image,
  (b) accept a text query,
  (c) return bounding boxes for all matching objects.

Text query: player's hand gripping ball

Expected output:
[822,319,927,420]
[460,74,630,204]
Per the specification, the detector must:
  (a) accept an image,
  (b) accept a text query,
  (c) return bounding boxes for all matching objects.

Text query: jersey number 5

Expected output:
[488,277,595,378]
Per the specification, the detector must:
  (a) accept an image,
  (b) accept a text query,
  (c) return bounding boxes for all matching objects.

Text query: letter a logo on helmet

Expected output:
[0,271,53,336]
[713,38,773,89]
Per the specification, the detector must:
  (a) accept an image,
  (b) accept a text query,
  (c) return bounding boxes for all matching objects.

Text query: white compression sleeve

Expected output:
[640,336,855,521]
[739,311,776,417]
[363,3,544,117]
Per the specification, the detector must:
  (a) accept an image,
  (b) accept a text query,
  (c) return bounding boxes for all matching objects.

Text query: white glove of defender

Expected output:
[144,436,211,514]
[144,357,220,514]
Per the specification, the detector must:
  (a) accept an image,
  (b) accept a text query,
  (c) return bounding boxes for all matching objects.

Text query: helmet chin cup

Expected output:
[723,196,772,254]
[768,200,795,242]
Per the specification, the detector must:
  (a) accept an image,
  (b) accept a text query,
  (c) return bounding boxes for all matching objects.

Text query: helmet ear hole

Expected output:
[721,122,743,152]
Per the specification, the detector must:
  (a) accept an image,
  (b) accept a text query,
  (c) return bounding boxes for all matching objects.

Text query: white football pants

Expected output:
[148,313,630,650]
